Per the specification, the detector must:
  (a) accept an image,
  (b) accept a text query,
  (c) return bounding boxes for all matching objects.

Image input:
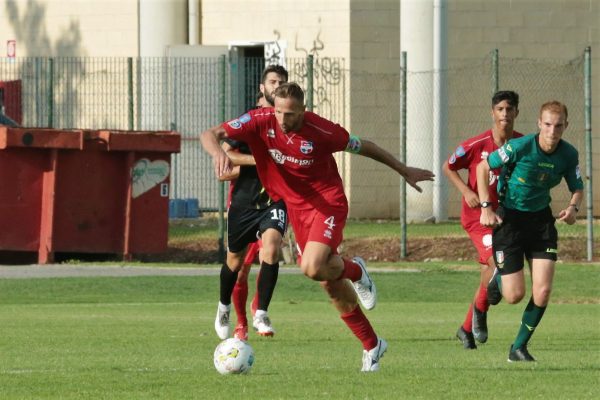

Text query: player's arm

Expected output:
[442,161,480,208]
[348,136,434,193]
[200,125,231,178]
[476,159,501,227]
[222,142,256,167]
[557,189,583,225]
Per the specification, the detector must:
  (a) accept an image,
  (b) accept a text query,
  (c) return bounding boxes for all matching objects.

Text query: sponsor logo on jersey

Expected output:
[538,162,554,169]
[227,119,242,129]
[455,146,466,157]
[267,128,275,138]
[449,154,456,164]
[481,151,489,159]
[546,247,558,253]
[239,113,251,124]
[498,147,509,163]
[300,140,313,154]
[268,149,315,166]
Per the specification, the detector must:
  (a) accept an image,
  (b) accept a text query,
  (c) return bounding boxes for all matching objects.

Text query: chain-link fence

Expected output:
[0,51,595,261]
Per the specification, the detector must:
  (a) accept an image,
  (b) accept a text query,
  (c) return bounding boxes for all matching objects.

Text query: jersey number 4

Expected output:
[324,216,336,230]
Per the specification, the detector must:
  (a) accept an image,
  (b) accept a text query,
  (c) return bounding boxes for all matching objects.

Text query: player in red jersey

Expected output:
[201,82,434,372]
[442,90,522,349]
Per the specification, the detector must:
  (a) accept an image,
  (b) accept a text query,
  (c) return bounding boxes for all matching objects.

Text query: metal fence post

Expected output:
[492,48,499,95]
[400,51,407,259]
[218,54,227,264]
[306,55,314,111]
[47,58,54,128]
[584,46,594,261]
[128,57,134,131]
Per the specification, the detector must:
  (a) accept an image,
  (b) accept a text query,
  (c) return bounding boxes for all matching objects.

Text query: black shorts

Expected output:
[227,200,287,253]
[492,206,558,275]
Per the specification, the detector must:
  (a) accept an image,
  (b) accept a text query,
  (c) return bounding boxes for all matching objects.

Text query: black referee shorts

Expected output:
[227,200,287,253]
[492,206,558,275]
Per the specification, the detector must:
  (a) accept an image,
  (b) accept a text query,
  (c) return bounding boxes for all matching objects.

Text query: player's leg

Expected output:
[508,258,554,362]
[252,200,287,337]
[509,212,557,362]
[215,206,255,339]
[249,239,262,317]
[293,207,385,372]
[232,242,257,341]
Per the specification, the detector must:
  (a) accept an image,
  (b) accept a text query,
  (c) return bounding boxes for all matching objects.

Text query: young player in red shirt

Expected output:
[442,91,522,349]
[202,82,434,372]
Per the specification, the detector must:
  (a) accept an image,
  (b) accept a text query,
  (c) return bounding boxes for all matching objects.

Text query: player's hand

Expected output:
[463,190,480,208]
[557,207,577,225]
[480,208,502,227]
[403,167,435,193]
[212,149,232,178]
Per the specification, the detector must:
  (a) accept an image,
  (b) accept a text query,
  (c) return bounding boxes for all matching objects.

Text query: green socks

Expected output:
[513,297,547,350]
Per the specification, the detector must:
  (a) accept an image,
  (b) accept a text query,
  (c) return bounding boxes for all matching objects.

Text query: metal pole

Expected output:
[306,55,314,111]
[492,48,499,95]
[584,46,593,261]
[400,51,407,259]
[47,58,54,128]
[218,54,227,263]
[433,0,448,221]
[127,57,134,131]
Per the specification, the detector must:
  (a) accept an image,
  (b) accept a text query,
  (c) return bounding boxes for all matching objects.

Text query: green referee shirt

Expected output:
[487,133,584,212]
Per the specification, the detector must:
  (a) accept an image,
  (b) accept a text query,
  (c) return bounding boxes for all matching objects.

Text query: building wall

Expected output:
[0,0,139,57]
[1,0,598,217]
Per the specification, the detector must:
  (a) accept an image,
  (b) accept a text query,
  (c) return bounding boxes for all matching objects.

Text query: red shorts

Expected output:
[464,222,493,265]
[288,204,348,255]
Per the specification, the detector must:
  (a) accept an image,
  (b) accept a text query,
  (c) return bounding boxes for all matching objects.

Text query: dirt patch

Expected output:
[138,236,596,264]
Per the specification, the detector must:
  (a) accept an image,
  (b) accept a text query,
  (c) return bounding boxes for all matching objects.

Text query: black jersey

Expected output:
[225,138,271,209]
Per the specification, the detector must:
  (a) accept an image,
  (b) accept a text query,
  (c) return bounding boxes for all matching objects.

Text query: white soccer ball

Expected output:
[213,338,255,375]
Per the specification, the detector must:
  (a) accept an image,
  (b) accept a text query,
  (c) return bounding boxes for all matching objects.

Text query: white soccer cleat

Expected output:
[352,256,377,310]
[252,310,275,337]
[214,302,231,340]
[361,337,388,372]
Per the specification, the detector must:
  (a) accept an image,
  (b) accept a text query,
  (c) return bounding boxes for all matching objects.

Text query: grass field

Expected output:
[1,262,598,399]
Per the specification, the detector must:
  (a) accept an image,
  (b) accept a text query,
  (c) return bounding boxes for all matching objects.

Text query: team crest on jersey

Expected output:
[324,229,332,239]
[455,146,466,157]
[227,119,242,129]
[495,251,504,268]
[300,140,314,154]
[239,113,251,124]
[267,129,275,138]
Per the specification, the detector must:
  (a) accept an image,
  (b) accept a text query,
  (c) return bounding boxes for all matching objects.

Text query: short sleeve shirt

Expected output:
[487,134,584,212]
[447,130,523,227]
[222,108,349,210]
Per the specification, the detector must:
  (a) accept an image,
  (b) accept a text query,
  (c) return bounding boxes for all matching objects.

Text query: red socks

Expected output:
[341,305,378,350]
[232,280,248,326]
[475,284,489,312]
[338,258,363,282]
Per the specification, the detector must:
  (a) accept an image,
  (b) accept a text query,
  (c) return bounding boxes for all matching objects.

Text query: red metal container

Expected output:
[0,127,181,263]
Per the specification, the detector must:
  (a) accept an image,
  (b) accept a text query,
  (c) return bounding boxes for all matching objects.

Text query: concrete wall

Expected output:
[0,0,139,57]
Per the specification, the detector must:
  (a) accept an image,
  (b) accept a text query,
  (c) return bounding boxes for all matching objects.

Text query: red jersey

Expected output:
[222,108,349,210]
[447,129,523,228]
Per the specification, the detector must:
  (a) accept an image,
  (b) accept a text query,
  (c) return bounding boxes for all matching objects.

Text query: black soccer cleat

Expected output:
[456,326,477,350]
[487,268,503,305]
[508,345,536,362]
[471,304,488,343]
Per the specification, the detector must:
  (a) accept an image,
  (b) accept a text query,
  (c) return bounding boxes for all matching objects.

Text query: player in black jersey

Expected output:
[214,66,289,341]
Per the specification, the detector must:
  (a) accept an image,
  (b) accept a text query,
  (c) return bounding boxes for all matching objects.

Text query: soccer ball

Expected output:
[213,338,255,375]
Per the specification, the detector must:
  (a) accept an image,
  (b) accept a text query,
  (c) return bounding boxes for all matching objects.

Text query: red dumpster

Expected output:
[0,127,181,264]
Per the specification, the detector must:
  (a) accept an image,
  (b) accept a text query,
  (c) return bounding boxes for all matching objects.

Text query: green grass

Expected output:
[1,263,599,399]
